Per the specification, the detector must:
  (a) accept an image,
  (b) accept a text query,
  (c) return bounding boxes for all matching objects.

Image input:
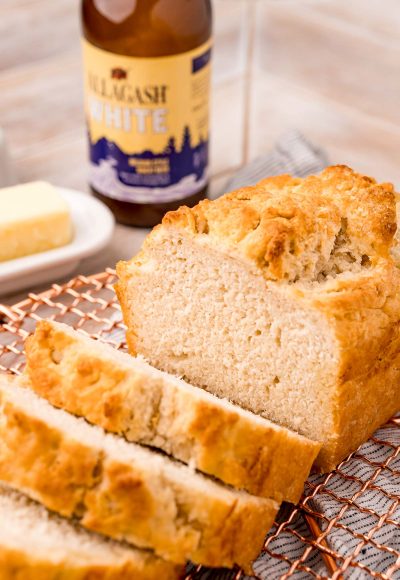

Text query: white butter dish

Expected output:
[0,187,115,296]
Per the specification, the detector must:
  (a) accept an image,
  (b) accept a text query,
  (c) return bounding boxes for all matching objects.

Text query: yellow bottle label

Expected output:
[82,39,211,203]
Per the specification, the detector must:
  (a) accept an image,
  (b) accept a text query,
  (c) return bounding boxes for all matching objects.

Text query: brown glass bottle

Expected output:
[81,0,212,227]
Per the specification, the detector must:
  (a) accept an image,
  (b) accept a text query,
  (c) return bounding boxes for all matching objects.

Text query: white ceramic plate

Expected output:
[0,187,115,296]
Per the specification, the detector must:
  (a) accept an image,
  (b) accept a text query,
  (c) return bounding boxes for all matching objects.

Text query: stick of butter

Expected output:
[0,182,73,263]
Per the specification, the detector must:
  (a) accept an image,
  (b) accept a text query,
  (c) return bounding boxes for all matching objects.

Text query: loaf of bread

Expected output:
[0,374,277,572]
[25,319,320,502]
[116,165,400,472]
[0,483,181,579]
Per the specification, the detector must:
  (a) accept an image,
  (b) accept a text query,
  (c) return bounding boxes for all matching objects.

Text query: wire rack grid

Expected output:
[0,269,399,580]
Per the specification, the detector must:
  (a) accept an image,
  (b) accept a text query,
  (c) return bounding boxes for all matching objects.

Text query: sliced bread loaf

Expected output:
[116,165,400,472]
[0,373,278,572]
[0,483,181,579]
[25,319,320,503]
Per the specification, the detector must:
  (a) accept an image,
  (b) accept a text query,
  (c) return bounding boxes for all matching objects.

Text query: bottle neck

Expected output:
[92,0,159,25]
[93,0,136,23]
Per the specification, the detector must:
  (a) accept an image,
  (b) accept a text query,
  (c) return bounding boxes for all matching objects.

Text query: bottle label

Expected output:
[82,39,211,203]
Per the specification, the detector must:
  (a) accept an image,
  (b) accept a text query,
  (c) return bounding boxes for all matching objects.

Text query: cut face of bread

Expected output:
[0,374,278,573]
[116,166,400,472]
[0,483,181,580]
[25,319,320,503]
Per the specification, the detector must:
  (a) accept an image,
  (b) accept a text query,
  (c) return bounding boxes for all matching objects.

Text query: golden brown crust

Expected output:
[316,351,400,472]
[186,399,320,502]
[305,263,400,470]
[158,166,397,282]
[0,547,181,580]
[0,397,100,517]
[25,320,320,503]
[114,276,138,355]
[307,262,400,380]
[0,376,277,572]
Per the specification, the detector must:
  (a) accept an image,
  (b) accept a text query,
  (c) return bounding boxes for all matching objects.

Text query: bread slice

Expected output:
[0,483,181,580]
[116,166,400,473]
[0,374,278,572]
[25,319,320,503]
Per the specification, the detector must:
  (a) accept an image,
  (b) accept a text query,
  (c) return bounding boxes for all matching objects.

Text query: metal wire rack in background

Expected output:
[0,269,399,580]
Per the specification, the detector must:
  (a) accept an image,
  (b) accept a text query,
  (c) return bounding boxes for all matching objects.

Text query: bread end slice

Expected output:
[0,481,182,580]
[0,373,278,573]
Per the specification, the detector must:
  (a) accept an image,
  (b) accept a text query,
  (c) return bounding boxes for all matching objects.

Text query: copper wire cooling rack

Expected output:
[1,269,400,580]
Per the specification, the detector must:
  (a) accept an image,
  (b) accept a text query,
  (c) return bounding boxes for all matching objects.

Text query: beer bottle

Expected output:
[81,0,212,227]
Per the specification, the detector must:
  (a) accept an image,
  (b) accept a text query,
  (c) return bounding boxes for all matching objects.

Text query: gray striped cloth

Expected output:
[186,421,400,579]
[225,130,329,192]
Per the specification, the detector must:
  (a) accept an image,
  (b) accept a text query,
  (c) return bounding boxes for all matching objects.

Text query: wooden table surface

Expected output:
[1,0,400,303]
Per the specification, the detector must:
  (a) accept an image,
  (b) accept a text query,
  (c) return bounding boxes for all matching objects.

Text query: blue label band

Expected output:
[192,47,212,74]
[89,130,209,203]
